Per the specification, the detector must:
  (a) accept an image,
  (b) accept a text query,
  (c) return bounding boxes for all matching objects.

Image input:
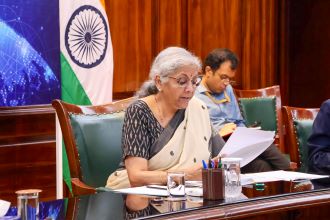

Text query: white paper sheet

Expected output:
[241,170,329,183]
[219,127,275,167]
[114,185,204,197]
[185,181,202,188]
[114,186,169,196]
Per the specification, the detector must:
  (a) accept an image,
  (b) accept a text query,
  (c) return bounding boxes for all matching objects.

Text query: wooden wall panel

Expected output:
[154,0,188,52]
[107,0,153,98]
[288,0,330,107]
[0,105,56,205]
[278,0,289,105]
[188,0,277,90]
[106,0,280,98]
[241,0,277,89]
[187,0,241,66]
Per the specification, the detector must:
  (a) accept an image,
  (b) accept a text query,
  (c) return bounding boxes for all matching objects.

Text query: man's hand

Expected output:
[219,122,237,137]
[289,162,298,171]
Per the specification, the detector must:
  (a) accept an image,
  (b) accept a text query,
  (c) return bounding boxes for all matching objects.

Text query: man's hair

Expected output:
[203,48,239,72]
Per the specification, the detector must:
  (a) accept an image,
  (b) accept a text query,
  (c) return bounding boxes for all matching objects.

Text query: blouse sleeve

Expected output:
[122,102,151,160]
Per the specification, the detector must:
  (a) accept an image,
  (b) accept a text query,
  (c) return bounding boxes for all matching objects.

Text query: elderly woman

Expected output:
[106,47,224,189]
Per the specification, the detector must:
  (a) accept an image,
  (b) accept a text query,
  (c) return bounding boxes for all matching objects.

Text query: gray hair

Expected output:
[136,47,201,98]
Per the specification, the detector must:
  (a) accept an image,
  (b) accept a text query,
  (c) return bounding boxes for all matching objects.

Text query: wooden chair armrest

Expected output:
[71,178,96,196]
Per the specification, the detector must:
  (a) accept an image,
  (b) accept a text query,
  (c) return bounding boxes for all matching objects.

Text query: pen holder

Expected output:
[202,169,225,200]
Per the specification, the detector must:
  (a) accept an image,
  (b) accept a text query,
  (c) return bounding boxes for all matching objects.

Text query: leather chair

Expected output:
[52,97,136,196]
[235,85,285,152]
[282,106,319,172]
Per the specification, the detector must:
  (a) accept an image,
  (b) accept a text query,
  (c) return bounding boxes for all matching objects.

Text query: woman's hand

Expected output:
[219,123,237,137]
[183,163,203,180]
[125,156,167,186]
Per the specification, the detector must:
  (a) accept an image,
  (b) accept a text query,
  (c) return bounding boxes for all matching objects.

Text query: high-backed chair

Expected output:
[282,106,319,173]
[52,97,136,196]
[235,85,285,152]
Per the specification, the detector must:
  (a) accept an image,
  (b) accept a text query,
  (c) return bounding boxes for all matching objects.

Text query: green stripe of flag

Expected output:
[61,53,91,105]
[60,53,92,193]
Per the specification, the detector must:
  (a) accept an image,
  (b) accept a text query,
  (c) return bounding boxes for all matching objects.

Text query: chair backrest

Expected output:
[52,97,136,196]
[282,106,319,172]
[238,96,277,131]
[235,85,285,152]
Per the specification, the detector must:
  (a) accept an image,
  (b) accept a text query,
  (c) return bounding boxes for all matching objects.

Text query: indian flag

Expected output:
[57,0,113,197]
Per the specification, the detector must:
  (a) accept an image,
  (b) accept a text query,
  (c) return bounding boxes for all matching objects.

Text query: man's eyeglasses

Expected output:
[168,75,202,88]
[219,74,236,85]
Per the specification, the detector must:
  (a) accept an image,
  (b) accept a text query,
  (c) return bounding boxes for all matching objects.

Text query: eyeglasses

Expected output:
[168,75,202,88]
[218,74,236,86]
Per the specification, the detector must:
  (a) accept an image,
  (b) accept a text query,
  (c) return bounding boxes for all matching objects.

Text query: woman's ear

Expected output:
[154,75,162,91]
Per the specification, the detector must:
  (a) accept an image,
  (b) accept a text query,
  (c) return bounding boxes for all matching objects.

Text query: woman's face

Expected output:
[160,66,201,109]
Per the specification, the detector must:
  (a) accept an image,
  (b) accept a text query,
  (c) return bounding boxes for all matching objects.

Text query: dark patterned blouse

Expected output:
[119,99,223,169]
[122,100,164,160]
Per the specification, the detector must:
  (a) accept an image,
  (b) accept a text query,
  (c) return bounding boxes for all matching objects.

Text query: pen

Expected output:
[208,159,215,168]
[214,159,218,169]
[202,160,208,169]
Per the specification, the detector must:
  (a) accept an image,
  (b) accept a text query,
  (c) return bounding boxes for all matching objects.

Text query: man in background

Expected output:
[308,99,330,188]
[195,48,291,173]
[195,48,244,136]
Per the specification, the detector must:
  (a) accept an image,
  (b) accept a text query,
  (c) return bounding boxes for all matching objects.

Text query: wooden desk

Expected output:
[5,187,330,219]
[154,189,330,220]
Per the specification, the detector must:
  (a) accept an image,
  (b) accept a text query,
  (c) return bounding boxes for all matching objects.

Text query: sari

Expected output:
[106,97,213,189]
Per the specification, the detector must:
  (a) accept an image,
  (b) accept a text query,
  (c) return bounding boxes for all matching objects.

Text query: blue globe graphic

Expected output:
[0,19,60,106]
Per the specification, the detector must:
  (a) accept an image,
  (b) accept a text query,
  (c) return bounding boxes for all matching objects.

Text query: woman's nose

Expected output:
[184,81,195,92]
